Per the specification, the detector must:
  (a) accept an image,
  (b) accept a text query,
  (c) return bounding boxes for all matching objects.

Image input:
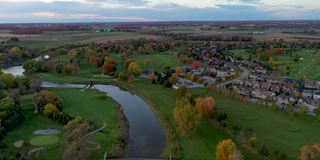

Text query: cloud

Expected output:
[0,0,318,22]
[31,12,156,21]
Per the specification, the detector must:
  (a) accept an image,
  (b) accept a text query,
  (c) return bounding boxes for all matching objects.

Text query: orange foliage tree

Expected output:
[195,96,215,117]
[300,143,320,160]
[192,60,202,69]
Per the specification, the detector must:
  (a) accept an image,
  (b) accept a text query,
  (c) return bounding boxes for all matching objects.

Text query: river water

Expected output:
[4,66,166,158]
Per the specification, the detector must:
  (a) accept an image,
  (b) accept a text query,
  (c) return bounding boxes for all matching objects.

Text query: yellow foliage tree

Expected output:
[173,98,201,137]
[128,61,141,77]
[216,139,243,160]
[43,103,59,117]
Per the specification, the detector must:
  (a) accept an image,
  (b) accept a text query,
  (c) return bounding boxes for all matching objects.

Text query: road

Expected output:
[217,66,250,88]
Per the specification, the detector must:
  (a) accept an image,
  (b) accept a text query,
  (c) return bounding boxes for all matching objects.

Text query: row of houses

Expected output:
[233,74,320,112]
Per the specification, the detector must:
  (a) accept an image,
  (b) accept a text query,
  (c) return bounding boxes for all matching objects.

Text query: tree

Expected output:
[195,96,215,117]
[175,67,183,75]
[33,90,63,112]
[173,98,201,136]
[300,143,320,160]
[128,61,141,76]
[275,48,285,55]
[192,60,202,69]
[268,57,276,67]
[144,58,152,67]
[63,117,94,160]
[43,103,59,117]
[216,139,243,160]
[169,74,179,85]
[176,86,188,97]
[102,57,117,74]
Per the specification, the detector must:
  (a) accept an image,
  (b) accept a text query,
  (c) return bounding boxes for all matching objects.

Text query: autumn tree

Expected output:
[173,98,201,136]
[300,143,320,160]
[216,139,243,160]
[63,117,94,160]
[175,67,183,75]
[33,90,63,112]
[102,56,117,74]
[128,61,141,76]
[275,48,285,55]
[170,74,179,85]
[43,103,59,117]
[192,60,202,69]
[195,96,216,117]
[176,86,188,97]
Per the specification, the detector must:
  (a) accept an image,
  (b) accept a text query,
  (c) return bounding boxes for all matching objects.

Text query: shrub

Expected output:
[248,135,257,148]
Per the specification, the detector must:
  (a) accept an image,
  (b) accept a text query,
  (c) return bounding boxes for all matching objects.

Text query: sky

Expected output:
[1,0,319,23]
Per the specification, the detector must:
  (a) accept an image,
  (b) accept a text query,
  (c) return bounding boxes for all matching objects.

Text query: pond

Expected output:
[2,66,25,76]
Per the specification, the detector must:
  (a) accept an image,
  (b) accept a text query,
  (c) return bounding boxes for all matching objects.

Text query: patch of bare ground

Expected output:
[80,34,166,43]
[254,32,320,41]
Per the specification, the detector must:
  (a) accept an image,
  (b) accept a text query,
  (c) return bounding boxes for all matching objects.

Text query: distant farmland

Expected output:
[10,31,164,49]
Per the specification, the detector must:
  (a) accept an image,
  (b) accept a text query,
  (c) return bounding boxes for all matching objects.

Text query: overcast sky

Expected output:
[1,0,319,23]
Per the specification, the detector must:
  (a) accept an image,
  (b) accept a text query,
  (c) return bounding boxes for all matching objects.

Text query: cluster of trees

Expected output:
[173,87,216,136]
[0,96,25,140]
[0,46,34,68]
[33,90,75,125]
[62,117,94,160]
[101,39,178,58]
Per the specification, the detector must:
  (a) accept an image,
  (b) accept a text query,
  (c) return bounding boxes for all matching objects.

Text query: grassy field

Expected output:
[11,31,137,49]
[131,52,183,72]
[274,49,320,80]
[3,88,123,159]
[191,88,320,160]
[116,79,320,160]
[115,79,260,160]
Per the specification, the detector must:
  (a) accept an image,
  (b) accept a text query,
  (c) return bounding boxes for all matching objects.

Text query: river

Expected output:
[3,66,166,158]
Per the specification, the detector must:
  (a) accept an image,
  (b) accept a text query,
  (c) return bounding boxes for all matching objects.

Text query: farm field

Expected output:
[10,31,161,49]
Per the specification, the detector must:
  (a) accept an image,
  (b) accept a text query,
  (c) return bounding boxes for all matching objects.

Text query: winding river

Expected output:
[3,66,166,158]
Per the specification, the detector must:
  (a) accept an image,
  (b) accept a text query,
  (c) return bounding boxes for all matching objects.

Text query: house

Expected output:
[304,80,317,89]
[270,84,282,93]
[276,94,289,106]
[313,90,320,100]
[302,90,314,99]
[261,82,271,90]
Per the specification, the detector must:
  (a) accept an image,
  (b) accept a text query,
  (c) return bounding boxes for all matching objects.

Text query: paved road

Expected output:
[217,66,250,88]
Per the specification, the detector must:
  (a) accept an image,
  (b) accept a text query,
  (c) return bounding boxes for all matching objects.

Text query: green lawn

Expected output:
[274,49,320,80]
[132,52,183,72]
[50,88,122,159]
[191,88,320,160]
[3,88,123,159]
[12,31,137,49]
[30,135,60,146]
[2,95,62,160]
